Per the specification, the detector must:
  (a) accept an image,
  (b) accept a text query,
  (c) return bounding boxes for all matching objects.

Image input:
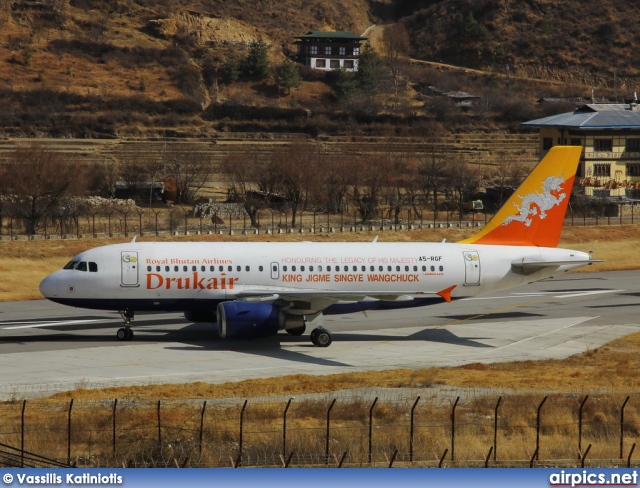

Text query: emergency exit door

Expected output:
[463,251,480,285]
[121,251,139,287]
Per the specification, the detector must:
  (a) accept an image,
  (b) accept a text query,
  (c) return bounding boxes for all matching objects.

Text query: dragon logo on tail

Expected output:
[502,175,566,227]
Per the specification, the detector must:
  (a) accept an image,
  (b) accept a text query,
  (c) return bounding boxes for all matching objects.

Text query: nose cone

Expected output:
[39,272,59,298]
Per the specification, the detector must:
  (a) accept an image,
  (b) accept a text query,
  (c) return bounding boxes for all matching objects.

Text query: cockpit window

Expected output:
[75,261,88,272]
[89,262,98,272]
[63,261,79,270]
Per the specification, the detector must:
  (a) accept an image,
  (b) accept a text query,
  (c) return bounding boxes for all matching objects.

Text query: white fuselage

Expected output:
[39,241,591,313]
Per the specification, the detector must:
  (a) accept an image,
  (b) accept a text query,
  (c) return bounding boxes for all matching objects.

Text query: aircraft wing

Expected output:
[233,285,456,312]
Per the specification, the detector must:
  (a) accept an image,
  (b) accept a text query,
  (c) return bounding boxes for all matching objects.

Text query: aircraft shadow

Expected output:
[439,311,543,321]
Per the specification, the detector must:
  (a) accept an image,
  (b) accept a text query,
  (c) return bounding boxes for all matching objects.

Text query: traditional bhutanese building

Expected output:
[522,102,640,198]
[293,31,367,72]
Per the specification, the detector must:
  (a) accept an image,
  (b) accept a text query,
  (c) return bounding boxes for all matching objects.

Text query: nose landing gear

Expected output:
[117,309,134,341]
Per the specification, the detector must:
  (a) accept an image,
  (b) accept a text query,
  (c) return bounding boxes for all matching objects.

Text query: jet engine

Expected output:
[217,302,284,339]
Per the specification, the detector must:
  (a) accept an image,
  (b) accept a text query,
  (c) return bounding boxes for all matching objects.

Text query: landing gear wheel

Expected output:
[310,327,332,347]
[286,325,306,336]
[117,327,133,341]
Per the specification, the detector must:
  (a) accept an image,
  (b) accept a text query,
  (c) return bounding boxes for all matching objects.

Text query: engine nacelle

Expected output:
[184,310,217,323]
[217,302,283,339]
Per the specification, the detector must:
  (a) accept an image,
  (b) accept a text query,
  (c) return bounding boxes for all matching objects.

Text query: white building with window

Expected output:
[294,31,366,72]
[522,103,640,198]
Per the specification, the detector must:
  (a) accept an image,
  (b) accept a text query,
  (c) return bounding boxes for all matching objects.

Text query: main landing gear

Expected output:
[310,327,332,347]
[117,309,134,341]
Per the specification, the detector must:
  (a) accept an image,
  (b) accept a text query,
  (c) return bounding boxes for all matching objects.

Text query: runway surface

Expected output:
[0,270,639,399]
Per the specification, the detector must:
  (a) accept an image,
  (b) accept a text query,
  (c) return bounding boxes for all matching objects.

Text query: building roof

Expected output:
[522,103,640,130]
[294,30,367,41]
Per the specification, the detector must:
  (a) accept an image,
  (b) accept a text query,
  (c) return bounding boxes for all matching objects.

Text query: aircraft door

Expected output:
[121,251,139,287]
[270,262,279,280]
[463,251,480,285]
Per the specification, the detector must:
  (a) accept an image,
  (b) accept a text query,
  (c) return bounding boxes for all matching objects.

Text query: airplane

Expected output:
[39,146,597,347]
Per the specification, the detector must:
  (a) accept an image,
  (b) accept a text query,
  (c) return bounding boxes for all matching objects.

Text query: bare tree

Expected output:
[419,147,447,218]
[382,23,411,110]
[443,161,483,218]
[276,142,321,227]
[484,154,532,210]
[311,151,350,214]
[163,145,216,205]
[220,150,267,228]
[384,151,421,224]
[0,145,85,234]
[348,152,392,223]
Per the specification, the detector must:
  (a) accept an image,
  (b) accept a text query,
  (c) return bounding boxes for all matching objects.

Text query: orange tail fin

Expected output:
[459,146,582,247]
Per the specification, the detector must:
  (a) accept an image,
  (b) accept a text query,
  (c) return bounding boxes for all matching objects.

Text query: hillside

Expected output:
[0,0,636,138]
[399,0,640,87]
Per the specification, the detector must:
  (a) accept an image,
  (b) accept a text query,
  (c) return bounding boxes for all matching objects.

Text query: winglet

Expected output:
[458,146,582,247]
[437,285,456,303]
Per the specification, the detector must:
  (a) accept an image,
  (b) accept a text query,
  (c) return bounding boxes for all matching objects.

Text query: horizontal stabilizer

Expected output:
[511,258,603,275]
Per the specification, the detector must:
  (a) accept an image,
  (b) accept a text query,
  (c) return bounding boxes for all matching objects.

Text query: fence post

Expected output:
[438,448,448,468]
[168,210,175,235]
[238,400,247,467]
[21,400,26,468]
[581,444,592,468]
[368,397,378,464]
[409,396,420,463]
[621,396,630,459]
[494,396,502,461]
[325,399,336,464]
[451,396,460,461]
[485,446,493,468]
[199,401,207,459]
[112,399,117,457]
[387,449,398,468]
[283,398,293,458]
[628,443,636,468]
[578,395,589,458]
[157,400,162,446]
[535,396,548,461]
[67,398,74,465]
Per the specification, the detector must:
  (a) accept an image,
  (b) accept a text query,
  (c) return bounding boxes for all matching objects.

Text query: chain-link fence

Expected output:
[2,392,640,468]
